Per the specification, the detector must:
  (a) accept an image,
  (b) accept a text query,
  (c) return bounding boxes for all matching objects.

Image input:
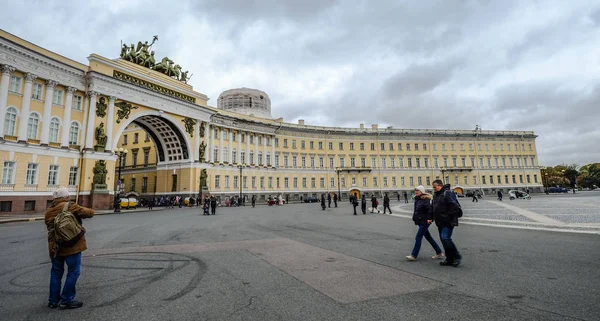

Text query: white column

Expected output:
[194,119,201,162]
[84,91,98,149]
[60,87,76,148]
[0,65,15,138]
[18,74,40,143]
[204,122,210,163]
[246,132,250,164]
[105,96,116,151]
[237,131,242,163]
[208,124,214,163]
[263,134,267,166]
[228,130,233,163]
[254,134,259,165]
[219,127,224,163]
[271,135,275,167]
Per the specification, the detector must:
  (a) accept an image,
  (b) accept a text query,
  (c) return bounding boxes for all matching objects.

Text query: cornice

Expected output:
[0,38,86,89]
[86,72,214,121]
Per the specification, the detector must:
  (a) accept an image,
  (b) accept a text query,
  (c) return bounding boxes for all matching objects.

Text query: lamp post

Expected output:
[237,163,246,205]
[335,167,342,201]
[114,148,128,213]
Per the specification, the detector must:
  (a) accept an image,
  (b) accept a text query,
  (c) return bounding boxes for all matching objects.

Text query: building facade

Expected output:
[0,30,542,213]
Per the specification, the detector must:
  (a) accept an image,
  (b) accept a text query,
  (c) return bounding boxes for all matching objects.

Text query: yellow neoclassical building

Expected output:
[0,30,542,213]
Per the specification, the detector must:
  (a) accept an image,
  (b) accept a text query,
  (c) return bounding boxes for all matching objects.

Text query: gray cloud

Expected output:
[3,0,600,166]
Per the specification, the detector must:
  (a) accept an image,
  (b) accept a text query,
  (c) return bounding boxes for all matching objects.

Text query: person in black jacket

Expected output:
[406,186,444,261]
[429,180,462,267]
[371,195,380,213]
[352,196,358,215]
[327,193,332,208]
[361,195,367,214]
[383,193,392,214]
[333,193,338,207]
[210,196,217,215]
[321,194,326,210]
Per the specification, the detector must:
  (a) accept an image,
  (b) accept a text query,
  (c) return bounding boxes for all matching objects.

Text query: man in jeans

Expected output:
[45,187,94,309]
[429,180,462,267]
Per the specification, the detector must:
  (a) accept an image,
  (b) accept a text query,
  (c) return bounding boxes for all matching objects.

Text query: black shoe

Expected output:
[59,300,83,310]
[48,302,58,309]
[439,260,454,266]
[452,255,462,267]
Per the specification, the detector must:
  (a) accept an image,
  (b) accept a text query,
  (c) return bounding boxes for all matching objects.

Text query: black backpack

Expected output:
[444,190,463,218]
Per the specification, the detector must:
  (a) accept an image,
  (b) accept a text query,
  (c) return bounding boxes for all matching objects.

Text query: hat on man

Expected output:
[53,187,70,199]
[415,185,426,194]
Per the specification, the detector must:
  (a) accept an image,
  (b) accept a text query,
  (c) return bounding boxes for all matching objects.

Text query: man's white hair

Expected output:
[53,187,70,199]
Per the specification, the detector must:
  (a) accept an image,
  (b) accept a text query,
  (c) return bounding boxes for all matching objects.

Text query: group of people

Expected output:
[320,193,339,210]
[346,193,393,215]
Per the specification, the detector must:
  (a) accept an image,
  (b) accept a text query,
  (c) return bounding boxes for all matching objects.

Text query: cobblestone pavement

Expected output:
[392,192,600,232]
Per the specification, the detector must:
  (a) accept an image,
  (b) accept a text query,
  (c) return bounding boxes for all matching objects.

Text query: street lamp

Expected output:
[237,163,246,205]
[114,148,128,213]
[335,167,342,201]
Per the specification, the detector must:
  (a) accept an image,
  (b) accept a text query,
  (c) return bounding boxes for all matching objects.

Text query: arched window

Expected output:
[4,107,18,136]
[49,117,60,143]
[69,122,79,145]
[213,147,219,162]
[222,147,228,162]
[27,113,40,140]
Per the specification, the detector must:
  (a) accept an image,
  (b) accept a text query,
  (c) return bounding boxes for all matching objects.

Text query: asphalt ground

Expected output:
[1,199,599,321]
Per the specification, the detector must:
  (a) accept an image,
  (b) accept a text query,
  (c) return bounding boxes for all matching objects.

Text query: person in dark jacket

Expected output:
[383,194,392,214]
[352,196,358,215]
[406,186,444,261]
[321,194,326,210]
[251,195,256,208]
[371,195,380,213]
[361,195,367,214]
[333,193,338,207]
[429,180,462,267]
[327,193,332,208]
[472,192,478,202]
[403,191,409,203]
[497,190,503,201]
[210,196,217,215]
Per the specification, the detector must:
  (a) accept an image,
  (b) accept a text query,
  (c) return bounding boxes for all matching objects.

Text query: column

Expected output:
[254,134,259,165]
[271,135,275,167]
[18,73,40,143]
[263,134,267,166]
[204,122,210,163]
[237,131,242,164]
[246,132,250,164]
[219,127,224,163]
[228,130,233,163]
[84,91,98,149]
[208,124,214,163]
[60,87,76,148]
[105,96,116,151]
[0,65,15,138]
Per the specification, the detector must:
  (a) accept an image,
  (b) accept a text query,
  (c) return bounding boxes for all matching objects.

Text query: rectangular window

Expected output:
[423,143,427,151]
[1,161,16,184]
[32,83,43,100]
[360,143,364,150]
[275,154,280,167]
[401,177,405,186]
[392,176,397,186]
[415,158,420,168]
[301,140,306,149]
[497,175,501,184]
[283,139,288,147]
[301,156,306,168]
[398,143,403,151]
[302,177,307,188]
[350,142,354,150]
[329,157,334,168]
[351,177,356,185]
[309,141,314,149]
[373,177,378,187]
[487,157,492,168]
[383,177,388,187]
[132,150,138,167]
[341,177,346,188]
[464,176,468,185]
[390,143,394,151]
[361,157,366,168]
[26,163,38,185]
[381,143,385,151]
[490,175,494,184]
[320,177,325,188]
[505,175,509,184]
[310,156,315,168]
[48,165,59,185]
[24,200,36,211]
[409,177,414,186]
[68,167,78,186]
[318,142,323,149]
[415,143,419,151]
[519,175,524,184]
[143,149,150,166]
[371,143,375,151]
[285,177,289,188]
[311,178,316,188]
[268,177,273,188]
[252,176,256,188]
[260,177,264,188]
[408,158,413,168]
[73,95,83,110]
[292,140,297,148]
[123,135,128,145]
[442,144,446,151]
[381,157,386,168]
[171,175,177,191]
[371,157,377,168]
[225,175,230,188]
[292,156,297,168]
[233,176,239,189]
[274,138,278,146]
[512,175,516,184]
[363,177,367,187]
[140,177,148,193]
[131,177,136,191]
[319,157,324,168]
[350,157,356,168]
[473,176,477,185]
[399,157,404,168]
[339,157,345,167]
[232,133,237,142]
[9,75,22,93]
[215,175,220,188]
[418,177,423,185]
[134,133,139,144]
[0,201,12,212]
[52,90,64,106]
[339,142,344,150]
[391,158,396,168]
[434,157,438,168]
[406,143,411,151]
[284,155,288,167]
[534,175,538,183]
[294,177,298,188]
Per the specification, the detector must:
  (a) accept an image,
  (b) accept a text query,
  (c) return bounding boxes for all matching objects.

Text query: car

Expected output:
[304,196,319,203]
[119,197,138,209]
[548,187,569,193]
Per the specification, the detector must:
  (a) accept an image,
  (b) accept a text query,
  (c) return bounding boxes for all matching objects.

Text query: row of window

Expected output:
[207,150,537,169]
[8,75,83,110]
[213,129,272,146]
[1,162,78,186]
[119,176,153,193]
[3,108,80,144]
[275,139,535,153]
[122,132,150,145]
[213,174,539,189]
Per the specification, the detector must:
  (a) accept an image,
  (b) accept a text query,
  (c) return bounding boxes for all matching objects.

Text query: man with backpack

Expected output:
[44,187,94,309]
[429,180,463,267]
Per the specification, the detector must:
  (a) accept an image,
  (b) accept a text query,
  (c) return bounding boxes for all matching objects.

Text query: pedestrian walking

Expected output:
[361,195,367,214]
[352,196,359,215]
[403,191,409,203]
[148,198,153,210]
[472,192,478,202]
[406,186,444,261]
[45,187,95,309]
[383,193,392,214]
[210,196,217,215]
[333,193,338,207]
[328,193,332,208]
[321,194,326,210]
[497,190,503,201]
[430,180,463,267]
[371,195,380,213]
[251,195,256,208]
[397,193,400,202]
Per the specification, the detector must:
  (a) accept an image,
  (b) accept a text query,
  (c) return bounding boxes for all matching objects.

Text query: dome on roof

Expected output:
[217,88,272,119]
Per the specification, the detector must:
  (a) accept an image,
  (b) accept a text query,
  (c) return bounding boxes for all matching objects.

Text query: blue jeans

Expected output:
[411,224,443,258]
[49,252,82,304]
[438,226,460,261]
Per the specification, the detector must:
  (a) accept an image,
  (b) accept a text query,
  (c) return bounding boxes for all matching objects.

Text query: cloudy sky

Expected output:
[3,0,600,166]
